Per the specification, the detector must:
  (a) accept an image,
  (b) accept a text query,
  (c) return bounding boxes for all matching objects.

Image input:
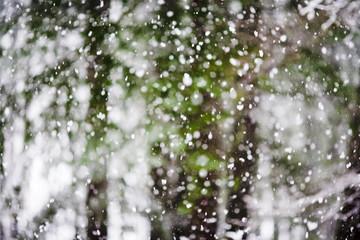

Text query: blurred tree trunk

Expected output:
[186,1,221,238]
[83,0,112,239]
[190,170,219,240]
[225,2,261,238]
[86,176,108,240]
[227,96,257,239]
[335,86,360,240]
[0,88,5,240]
[150,159,191,239]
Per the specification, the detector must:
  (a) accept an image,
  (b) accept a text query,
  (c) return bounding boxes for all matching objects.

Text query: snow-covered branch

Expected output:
[299,0,360,31]
[246,172,360,218]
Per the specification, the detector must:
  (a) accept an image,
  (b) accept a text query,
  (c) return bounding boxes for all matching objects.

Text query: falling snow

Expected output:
[1,0,360,240]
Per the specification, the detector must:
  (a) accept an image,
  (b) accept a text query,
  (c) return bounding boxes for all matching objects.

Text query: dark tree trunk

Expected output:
[150,163,190,240]
[225,1,261,236]
[227,97,257,239]
[82,1,111,239]
[86,177,108,240]
[0,87,5,240]
[335,86,360,240]
[189,171,219,240]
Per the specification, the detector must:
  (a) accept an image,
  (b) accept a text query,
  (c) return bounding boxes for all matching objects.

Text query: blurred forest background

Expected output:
[1,0,360,239]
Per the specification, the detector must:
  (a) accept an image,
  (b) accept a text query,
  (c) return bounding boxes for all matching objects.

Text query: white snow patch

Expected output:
[280,35,287,42]
[318,102,324,111]
[182,73,193,86]
[307,221,318,231]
